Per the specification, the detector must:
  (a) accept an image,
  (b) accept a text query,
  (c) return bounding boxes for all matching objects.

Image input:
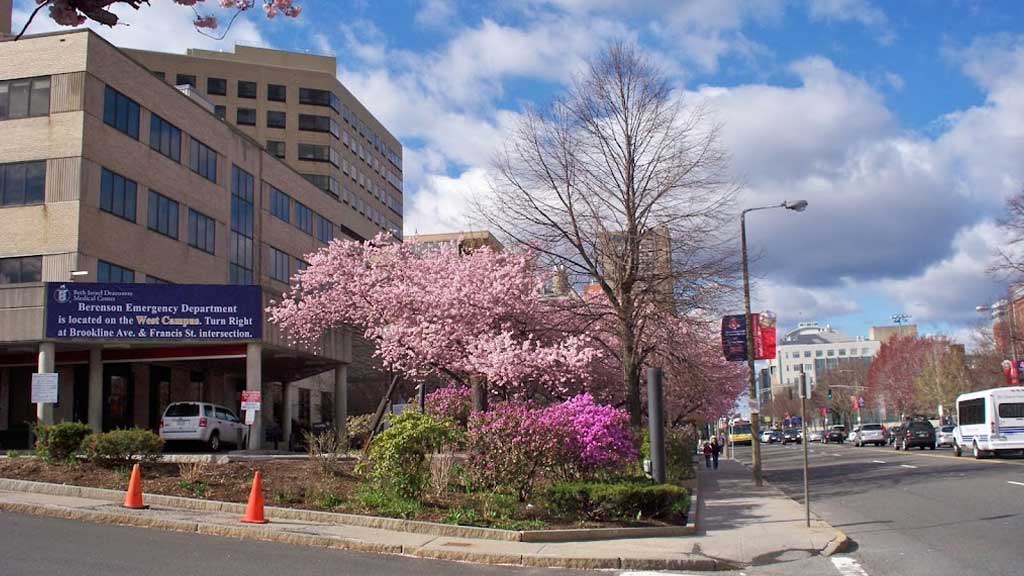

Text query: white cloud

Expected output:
[403,167,491,235]
[806,0,894,44]
[12,0,267,53]
[755,280,861,324]
[415,0,458,29]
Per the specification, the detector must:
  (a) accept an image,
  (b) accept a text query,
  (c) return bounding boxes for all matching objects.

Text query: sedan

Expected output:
[783,428,802,444]
[936,425,956,448]
[806,430,823,442]
[825,427,846,444]
[768,430,784,444]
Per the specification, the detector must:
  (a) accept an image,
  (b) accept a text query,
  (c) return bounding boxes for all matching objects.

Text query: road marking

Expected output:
[619,572,699,576]
[849,445,1024,466]
[900,464,918,469]
[1009,481,1024,487]
[832,557,870,576]
[872,460,886,464]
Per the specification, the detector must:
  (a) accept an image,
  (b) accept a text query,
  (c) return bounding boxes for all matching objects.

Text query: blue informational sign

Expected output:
[46,283,262,340]
[791,416,802,426]
[721,314,748,361]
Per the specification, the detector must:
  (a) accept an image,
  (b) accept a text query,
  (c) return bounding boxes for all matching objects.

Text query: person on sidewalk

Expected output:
[702,440,713,468]
[710,437,721,469]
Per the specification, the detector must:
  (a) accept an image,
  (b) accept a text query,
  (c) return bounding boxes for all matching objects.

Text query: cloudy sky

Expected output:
[13,0,1024,344]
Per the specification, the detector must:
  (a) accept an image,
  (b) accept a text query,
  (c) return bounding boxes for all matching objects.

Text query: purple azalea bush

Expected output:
[466,394,635,499]
[424,385,473,426]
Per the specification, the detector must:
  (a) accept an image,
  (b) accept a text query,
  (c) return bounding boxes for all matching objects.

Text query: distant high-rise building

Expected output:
[768,322,881,398]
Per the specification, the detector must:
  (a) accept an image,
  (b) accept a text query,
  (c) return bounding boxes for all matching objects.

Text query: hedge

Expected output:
[35,422,92,461]
[83,428,164,467]
[542,481,690,523]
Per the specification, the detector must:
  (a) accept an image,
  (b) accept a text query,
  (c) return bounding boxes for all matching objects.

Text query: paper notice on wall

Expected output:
[31,373,59,404]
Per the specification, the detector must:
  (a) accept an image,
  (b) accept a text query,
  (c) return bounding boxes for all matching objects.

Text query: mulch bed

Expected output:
[0,458,685,530]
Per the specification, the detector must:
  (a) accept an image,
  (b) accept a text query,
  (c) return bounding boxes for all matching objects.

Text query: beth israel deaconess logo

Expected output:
[54,285,70,304]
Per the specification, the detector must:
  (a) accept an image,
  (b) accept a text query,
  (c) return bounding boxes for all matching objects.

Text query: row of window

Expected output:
[101,167,217,255]
[785,347,872,359]
[268,185,336,244]
[0,76,50,121]
[103,86,220,185]
[269,246,308,283]
[0,256,42,285]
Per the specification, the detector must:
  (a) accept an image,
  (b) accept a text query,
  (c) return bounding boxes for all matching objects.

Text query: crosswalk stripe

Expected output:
[832,556,870,576]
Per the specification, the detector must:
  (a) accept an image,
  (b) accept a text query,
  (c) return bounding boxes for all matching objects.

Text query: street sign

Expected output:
[244,410,256,425]
[31,373,59,404]
[820,406,827,416]
[858,396,865,408]
[241,390,262,412]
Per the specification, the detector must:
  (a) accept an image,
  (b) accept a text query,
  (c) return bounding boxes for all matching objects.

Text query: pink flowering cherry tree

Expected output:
[268,235,601,404]
[18,0,301,41]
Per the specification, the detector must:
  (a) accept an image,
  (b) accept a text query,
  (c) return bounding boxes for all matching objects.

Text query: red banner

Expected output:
[753,311,777,360]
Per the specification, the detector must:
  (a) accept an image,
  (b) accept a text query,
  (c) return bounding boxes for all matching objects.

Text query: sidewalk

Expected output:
[0,461,847,571]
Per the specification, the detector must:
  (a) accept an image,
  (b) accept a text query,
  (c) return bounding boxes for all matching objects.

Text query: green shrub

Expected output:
[35,422,93,462]
[346,413,383,449]
[639,426,698,483]
[542,481,689,523]
[367,411,459,499]
[355,485,423,518]
[83,428,164,467]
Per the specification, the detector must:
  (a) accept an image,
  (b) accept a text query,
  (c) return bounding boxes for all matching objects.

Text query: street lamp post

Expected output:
[891,313,910,337]
[741,199,808,487]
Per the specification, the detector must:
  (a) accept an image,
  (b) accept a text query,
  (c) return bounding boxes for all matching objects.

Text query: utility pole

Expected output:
[740,211,763,487]
[647,367,666,484]
[799,366,810,528]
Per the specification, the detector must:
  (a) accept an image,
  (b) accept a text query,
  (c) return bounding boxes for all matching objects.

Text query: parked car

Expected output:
[159,402,248,452]
[768,430,784,444]
[806,429,823,442]
[783,428,802,444]
[936,425,956,448]
[825,425,846,444]
[853,423,886,447]
[896,419,936,450]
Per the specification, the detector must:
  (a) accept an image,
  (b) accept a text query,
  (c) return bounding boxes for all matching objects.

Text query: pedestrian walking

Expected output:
[702,441,713,468]
[710,437,721,469]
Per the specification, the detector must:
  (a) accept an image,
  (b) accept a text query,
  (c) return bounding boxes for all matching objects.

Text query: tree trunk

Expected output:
[470,374,488,413]
[621,317,643,427]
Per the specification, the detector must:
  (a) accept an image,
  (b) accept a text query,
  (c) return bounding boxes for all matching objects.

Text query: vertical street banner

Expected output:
[721,311,778,361]
[721,314,748,361]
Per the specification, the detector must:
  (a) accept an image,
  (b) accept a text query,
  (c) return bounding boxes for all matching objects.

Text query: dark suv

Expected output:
[896,420,936,450]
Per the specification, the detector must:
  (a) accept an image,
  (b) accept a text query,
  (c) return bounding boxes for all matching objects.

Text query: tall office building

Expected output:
[767,322,881,398]
[0,30,401,449]
[126,43,403,242]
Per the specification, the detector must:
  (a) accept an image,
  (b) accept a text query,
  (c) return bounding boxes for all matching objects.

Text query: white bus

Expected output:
[953,386,1024,458]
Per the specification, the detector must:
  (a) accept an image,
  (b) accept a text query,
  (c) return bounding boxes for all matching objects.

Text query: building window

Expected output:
[298,388,311,426]
[147,190,179,239]
[266,140,285,159]
[146,275,172,284]
[175,74,196,88]
[302,173,340,198]
[294,201,312,235]
[267,110,286,129]
[214,105,226,120]
[237,108,256,126]
[815,350,823,357]
[103,86,140,139]
[298,113,339,138]
[0,161,46,206]
[316,214,333,244]
[267,84,287,102]
[100,168,137,222]
[98,260,134,283]
[206,77,227,96]
[269,186,290,223]
[270,247,289,282]
[149,114,181,162]
[0,256,42,284]
[298,87,340,113]
[298,143,337,165]
[230,166,255,284]
[237,80,257,99]
[189,137,218,183]
[861,348,869,355]
[803,351,811,357]
[827,349,835,357]
[188,208,216,255]
[838,349,847,356]
[0,76,51,120]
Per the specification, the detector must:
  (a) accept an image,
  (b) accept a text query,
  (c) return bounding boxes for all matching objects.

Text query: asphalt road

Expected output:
[731,441,1024,576]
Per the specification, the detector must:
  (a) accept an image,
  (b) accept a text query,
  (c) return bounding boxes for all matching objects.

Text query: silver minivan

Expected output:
[159,402,248,451]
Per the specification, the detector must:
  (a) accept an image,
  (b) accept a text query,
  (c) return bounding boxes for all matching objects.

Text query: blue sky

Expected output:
[14,0,1024,346]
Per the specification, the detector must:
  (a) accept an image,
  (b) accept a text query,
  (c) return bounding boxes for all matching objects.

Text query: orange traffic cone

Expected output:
[240,471,268,524]
[123,463,148,509]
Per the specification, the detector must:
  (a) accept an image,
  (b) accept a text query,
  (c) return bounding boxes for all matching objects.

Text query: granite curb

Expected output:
[0,477,697,543]
[0,498,730,571]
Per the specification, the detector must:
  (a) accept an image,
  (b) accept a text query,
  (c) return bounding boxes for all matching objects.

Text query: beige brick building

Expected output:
[0,29,401,450]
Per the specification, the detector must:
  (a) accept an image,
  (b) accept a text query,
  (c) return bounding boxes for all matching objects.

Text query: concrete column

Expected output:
[88,348,103,433]
[36,342,56,425]
[281,382,292,452]
[334,365,348,449]
[245,342,262,450]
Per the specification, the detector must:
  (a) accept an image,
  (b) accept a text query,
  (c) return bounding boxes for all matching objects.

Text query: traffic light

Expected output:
[827,388,833,400]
